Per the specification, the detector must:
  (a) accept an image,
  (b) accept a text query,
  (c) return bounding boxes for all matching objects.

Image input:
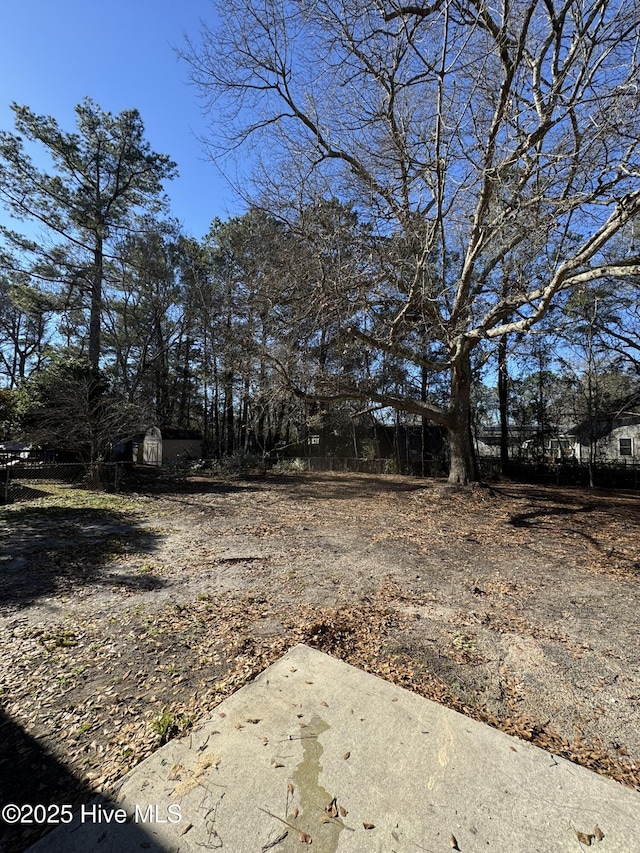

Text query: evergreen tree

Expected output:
[0,99,177,369]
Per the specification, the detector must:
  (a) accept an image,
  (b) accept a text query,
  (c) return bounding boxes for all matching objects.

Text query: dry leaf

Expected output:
[292,807,299,819]
[325,797,339,818]
[298,830,312,844]
[576,831,594,846]
[339,806,347,818]
[343,751,350,760]
[363,822,375,830]
[272,760,285,768]
[593,826,604,842]
[288,783,295,795]
[450,834,460,850]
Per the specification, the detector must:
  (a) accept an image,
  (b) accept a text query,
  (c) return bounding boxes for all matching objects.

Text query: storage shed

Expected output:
[140,427,203,466]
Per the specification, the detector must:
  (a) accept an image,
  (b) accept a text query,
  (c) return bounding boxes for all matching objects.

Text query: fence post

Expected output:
[4,464,9,505]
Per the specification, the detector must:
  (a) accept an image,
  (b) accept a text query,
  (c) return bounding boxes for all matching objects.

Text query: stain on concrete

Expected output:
[284,714,344,852]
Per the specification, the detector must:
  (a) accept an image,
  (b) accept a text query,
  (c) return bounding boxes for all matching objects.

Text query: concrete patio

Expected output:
[27,644,640,852]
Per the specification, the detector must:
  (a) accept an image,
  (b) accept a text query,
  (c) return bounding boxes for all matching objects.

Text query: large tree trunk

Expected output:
[498,333,509,469]
[447,353,477,484]
[223,371,234,455]
[89,235,103,371]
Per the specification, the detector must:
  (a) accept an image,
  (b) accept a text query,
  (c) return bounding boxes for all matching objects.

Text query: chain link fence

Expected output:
[0,460,124,504]
[3,455,638,505]
[479,457,640,489]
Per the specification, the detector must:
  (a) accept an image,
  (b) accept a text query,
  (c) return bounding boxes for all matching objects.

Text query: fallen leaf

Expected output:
[288,783,295,795]
[450,834,460,850]
[363,822,375,830]
[292,807,299,819]
[247,717,262,724]
[272,760,285,768]
[298,830,312,844]
[343,751,350,760]
[594,826,604,841]
[576,831,594,846]
[339,806,347,818]
[325,797,338,818]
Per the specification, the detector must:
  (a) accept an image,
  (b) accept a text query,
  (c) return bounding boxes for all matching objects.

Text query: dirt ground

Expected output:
[1,472,639,850]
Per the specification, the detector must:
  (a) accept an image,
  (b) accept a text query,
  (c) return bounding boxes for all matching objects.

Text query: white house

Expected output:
[571,414,640,463]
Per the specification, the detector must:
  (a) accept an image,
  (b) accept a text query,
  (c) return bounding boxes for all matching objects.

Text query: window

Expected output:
[619,438,633,457]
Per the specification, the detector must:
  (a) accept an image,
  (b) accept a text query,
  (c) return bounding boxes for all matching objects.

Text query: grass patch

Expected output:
[1,483,141,517]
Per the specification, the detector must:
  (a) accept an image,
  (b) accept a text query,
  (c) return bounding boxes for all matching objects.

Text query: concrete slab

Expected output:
[27,644,640,852]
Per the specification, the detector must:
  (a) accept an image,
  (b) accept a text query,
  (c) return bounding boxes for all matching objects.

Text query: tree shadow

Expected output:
[1,506,163,611]
[134,477,266,514]
[507,501,599,528]
[124,468,428,505]
[0,709,171,852]
[3,483,53,504]
[270,472,428,501]
[497,481,640,527]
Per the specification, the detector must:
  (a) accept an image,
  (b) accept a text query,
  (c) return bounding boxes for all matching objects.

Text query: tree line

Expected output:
[1,0,640,482]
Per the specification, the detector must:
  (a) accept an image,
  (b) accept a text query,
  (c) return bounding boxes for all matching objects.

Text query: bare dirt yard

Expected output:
[1,471,639,850]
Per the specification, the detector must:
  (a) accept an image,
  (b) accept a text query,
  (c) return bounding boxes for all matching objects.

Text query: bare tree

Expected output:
[184,0,640,482]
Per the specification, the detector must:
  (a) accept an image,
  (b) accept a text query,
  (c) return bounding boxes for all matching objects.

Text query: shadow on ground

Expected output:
[1,506,162,610]
[3,483,53,504]
[0,707,90,852]
[507,501,599,528]
[271,472,428,501]
[0,709,171,853]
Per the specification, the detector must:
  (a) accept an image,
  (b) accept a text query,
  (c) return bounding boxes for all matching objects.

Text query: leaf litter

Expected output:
[1,474,640,851]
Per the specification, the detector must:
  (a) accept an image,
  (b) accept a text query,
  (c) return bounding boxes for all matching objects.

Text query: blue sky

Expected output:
[0,0,243,239]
